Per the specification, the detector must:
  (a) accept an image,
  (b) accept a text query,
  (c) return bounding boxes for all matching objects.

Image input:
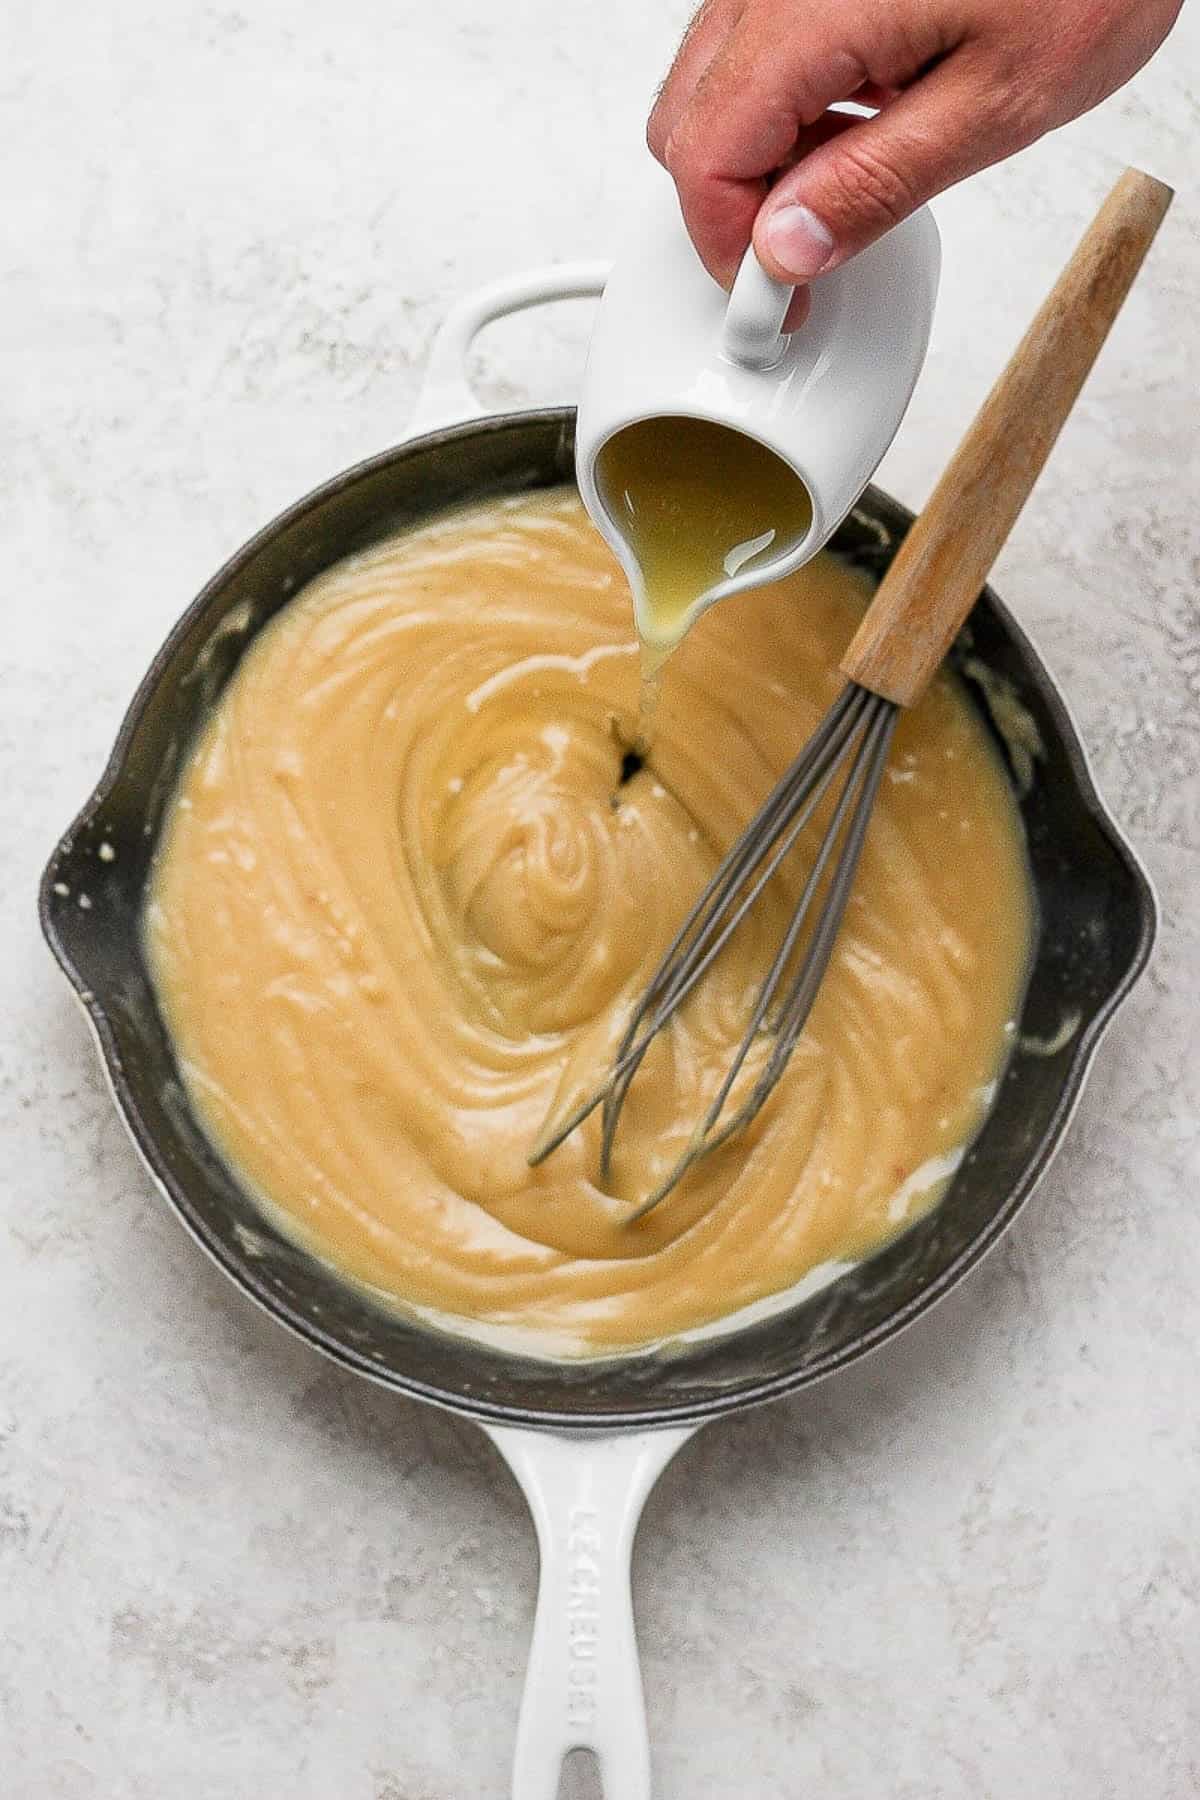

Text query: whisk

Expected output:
[531,168,1171,1215]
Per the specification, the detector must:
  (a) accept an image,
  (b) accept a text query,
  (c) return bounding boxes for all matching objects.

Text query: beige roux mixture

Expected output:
[146,487,1032,1355]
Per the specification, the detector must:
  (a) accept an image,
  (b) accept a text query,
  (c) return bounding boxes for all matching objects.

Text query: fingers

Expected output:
[781,286,811,332]
[647,0,742,166]
[653,0,947,287]
[752,53,1031,280]
[650,0,1181,302]
[660,20,860,284]
[850,81,903,109]
[774,115,863,326]
[651,4,772,286]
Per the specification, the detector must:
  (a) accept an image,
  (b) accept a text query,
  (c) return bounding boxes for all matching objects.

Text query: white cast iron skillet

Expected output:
[40,268,1156,1798]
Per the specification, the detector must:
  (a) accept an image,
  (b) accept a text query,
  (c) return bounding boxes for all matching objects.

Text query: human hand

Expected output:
[648,0,1180,305]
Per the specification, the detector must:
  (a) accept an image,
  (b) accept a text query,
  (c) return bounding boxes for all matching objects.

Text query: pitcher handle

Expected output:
[722,251,795,370]
[406,262,611,438]
[485,1423,697,1800]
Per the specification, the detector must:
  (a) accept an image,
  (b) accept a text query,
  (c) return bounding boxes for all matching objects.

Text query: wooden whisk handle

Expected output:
[840,167,1173,708]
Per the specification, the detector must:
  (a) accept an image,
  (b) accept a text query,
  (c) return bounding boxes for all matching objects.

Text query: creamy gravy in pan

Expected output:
[145,488,1032,1355]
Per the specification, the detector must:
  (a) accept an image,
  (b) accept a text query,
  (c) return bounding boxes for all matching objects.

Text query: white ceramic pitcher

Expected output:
[575,167,941,642]
[399,213,939,1798]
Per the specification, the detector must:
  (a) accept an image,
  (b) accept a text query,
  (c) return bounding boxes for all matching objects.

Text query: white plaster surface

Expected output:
[3,3,1199,1796]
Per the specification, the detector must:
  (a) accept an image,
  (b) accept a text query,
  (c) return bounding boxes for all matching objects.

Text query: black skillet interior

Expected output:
[39,410,1155,1428]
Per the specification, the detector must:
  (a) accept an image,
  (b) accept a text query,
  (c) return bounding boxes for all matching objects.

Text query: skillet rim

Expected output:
[38,409,1158,1429]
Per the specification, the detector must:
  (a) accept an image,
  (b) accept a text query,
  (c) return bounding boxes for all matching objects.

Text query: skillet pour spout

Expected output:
[39,410,1155,1431]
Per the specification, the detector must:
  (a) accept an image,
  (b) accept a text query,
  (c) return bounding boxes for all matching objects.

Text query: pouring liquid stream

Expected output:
[594,417,814,754]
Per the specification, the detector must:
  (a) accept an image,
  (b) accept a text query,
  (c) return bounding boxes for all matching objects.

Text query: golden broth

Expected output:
[596,417,813,656]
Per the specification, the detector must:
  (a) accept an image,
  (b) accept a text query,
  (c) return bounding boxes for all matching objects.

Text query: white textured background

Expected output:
[4,3,1199,1796]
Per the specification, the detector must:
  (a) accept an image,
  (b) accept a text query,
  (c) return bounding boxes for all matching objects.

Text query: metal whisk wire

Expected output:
[529,168,1171,1218]
[528,683,898,1213]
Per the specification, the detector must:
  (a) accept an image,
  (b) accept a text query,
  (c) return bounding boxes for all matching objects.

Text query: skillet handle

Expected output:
[406,263,611,439]
[486,1423,696,1800]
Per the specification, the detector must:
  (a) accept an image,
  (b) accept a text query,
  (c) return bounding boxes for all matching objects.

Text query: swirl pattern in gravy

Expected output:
[145,489,1032,1354]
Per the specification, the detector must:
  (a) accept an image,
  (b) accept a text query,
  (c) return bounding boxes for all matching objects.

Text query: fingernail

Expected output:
[762,205,836,281]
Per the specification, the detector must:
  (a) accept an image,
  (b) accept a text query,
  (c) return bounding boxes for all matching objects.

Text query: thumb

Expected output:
[752,60,1025,281]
